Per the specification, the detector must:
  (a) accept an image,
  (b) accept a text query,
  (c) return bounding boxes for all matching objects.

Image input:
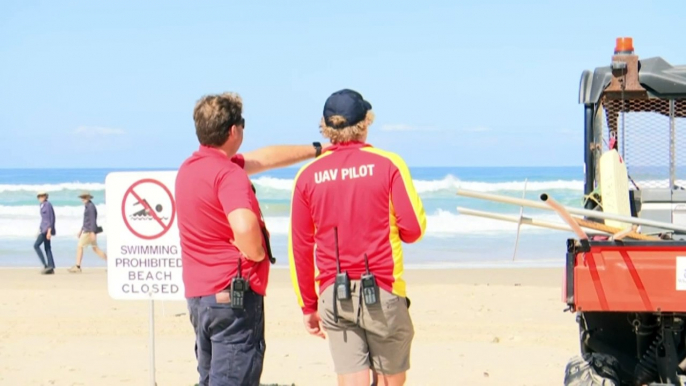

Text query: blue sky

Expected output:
[1,0,685,168]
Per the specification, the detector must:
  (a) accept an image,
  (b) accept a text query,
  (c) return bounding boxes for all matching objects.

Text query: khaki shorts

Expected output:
[78,232,98,247]
[319,281,414,375]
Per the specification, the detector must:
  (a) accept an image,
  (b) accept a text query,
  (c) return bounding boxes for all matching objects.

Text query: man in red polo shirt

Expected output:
[176,92,326,386]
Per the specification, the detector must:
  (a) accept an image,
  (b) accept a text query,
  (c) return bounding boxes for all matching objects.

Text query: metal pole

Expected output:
[456,188,686,233]
[670,99,676,189]
[149,297,156,386]
[511,179,528,261]
[456,206,605,235]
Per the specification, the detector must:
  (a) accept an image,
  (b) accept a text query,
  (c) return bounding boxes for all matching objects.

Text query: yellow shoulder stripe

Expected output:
[360,147,427,240]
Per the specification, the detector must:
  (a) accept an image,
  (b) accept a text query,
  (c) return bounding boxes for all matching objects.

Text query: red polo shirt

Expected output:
[176,146,269,298]
[288,142,426,314]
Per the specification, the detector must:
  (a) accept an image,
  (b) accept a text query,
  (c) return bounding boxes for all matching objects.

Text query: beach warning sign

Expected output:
[121,178,176,240]
[105,171,184,301]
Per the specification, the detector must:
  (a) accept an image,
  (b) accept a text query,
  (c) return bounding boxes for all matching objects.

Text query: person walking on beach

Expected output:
[68,191,107,273]
[35,191,56,275]
[289,89,426,386]
[176,92,327,386]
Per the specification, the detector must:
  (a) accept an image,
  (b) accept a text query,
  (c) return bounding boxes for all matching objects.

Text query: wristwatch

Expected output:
[313,142,322,157]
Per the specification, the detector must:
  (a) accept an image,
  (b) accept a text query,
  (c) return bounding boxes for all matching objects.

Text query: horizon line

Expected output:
[0,165,583,170]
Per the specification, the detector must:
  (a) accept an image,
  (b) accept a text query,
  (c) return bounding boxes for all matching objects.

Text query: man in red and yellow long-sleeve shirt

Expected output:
[289,89,426,386]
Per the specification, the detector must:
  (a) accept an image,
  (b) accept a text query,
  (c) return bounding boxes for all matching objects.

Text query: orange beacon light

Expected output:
[614,37,634,54]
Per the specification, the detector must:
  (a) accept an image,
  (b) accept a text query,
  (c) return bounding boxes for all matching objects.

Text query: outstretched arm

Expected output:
[242,143,330,175]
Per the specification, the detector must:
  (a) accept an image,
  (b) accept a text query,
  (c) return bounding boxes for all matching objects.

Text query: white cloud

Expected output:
[73,126,126,136]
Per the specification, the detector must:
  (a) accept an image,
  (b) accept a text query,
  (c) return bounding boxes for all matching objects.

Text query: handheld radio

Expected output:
[360,253,378,305]
[333,227,351,301]
[230,258,246,309]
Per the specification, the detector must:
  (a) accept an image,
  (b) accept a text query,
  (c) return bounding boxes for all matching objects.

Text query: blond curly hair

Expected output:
[320,111,375,144]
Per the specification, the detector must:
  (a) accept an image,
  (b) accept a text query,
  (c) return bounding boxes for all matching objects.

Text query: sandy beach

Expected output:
[0,267,579,385]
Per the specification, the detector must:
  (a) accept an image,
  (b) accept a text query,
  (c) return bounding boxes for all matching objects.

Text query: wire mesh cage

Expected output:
[598,98,686,190]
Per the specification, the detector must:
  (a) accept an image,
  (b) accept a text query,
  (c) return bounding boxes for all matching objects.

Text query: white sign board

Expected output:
[105,171,184,300]
[677,256,686,291]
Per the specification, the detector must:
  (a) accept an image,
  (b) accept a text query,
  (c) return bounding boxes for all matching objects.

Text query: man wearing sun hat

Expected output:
[35,191,56,274]
[68,191,107,273]
[288,89,426,385]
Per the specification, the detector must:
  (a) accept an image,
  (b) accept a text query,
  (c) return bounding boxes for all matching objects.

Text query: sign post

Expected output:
[149,293,156,386]
[105,171,185,386]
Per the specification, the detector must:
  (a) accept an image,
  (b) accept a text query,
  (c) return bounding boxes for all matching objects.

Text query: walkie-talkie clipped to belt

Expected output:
[332,227,350,323]
[360,253,378,305]
[230,258,246,309]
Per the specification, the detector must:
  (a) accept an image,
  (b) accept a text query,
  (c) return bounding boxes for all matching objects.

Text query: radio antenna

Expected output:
[334,227,340,273]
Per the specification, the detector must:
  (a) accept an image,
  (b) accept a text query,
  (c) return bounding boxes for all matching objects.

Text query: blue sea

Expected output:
[0,166,586,269]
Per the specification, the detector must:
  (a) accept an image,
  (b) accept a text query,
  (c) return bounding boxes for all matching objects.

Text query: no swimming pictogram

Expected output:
[121,178,176,240]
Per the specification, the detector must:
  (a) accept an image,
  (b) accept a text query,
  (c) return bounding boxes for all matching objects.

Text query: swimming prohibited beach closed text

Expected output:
[105,171,184,301]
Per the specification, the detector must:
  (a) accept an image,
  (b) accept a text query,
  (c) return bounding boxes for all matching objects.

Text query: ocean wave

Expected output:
[5,175,686,197]
[0,204,108,238]
[0,182,105,193]
[0,205,566,238]
[0,204,105,217]
[0,175,585,196]
[412,176,583,193]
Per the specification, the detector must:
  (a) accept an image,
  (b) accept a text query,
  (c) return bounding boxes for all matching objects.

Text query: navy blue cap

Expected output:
[323,89,372,129]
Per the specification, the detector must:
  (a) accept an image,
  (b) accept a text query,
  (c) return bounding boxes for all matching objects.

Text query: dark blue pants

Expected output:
[34,232,55,269]
[187,291,266,386]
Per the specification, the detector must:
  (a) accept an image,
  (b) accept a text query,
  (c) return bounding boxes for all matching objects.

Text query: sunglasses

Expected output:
[227,117,245,132]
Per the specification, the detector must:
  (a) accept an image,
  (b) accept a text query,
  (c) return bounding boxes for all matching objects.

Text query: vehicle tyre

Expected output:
[564,353,621,386]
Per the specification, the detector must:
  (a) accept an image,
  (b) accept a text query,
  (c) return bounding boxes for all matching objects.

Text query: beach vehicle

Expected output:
[457,38,686,385]
[561,38,686,386]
